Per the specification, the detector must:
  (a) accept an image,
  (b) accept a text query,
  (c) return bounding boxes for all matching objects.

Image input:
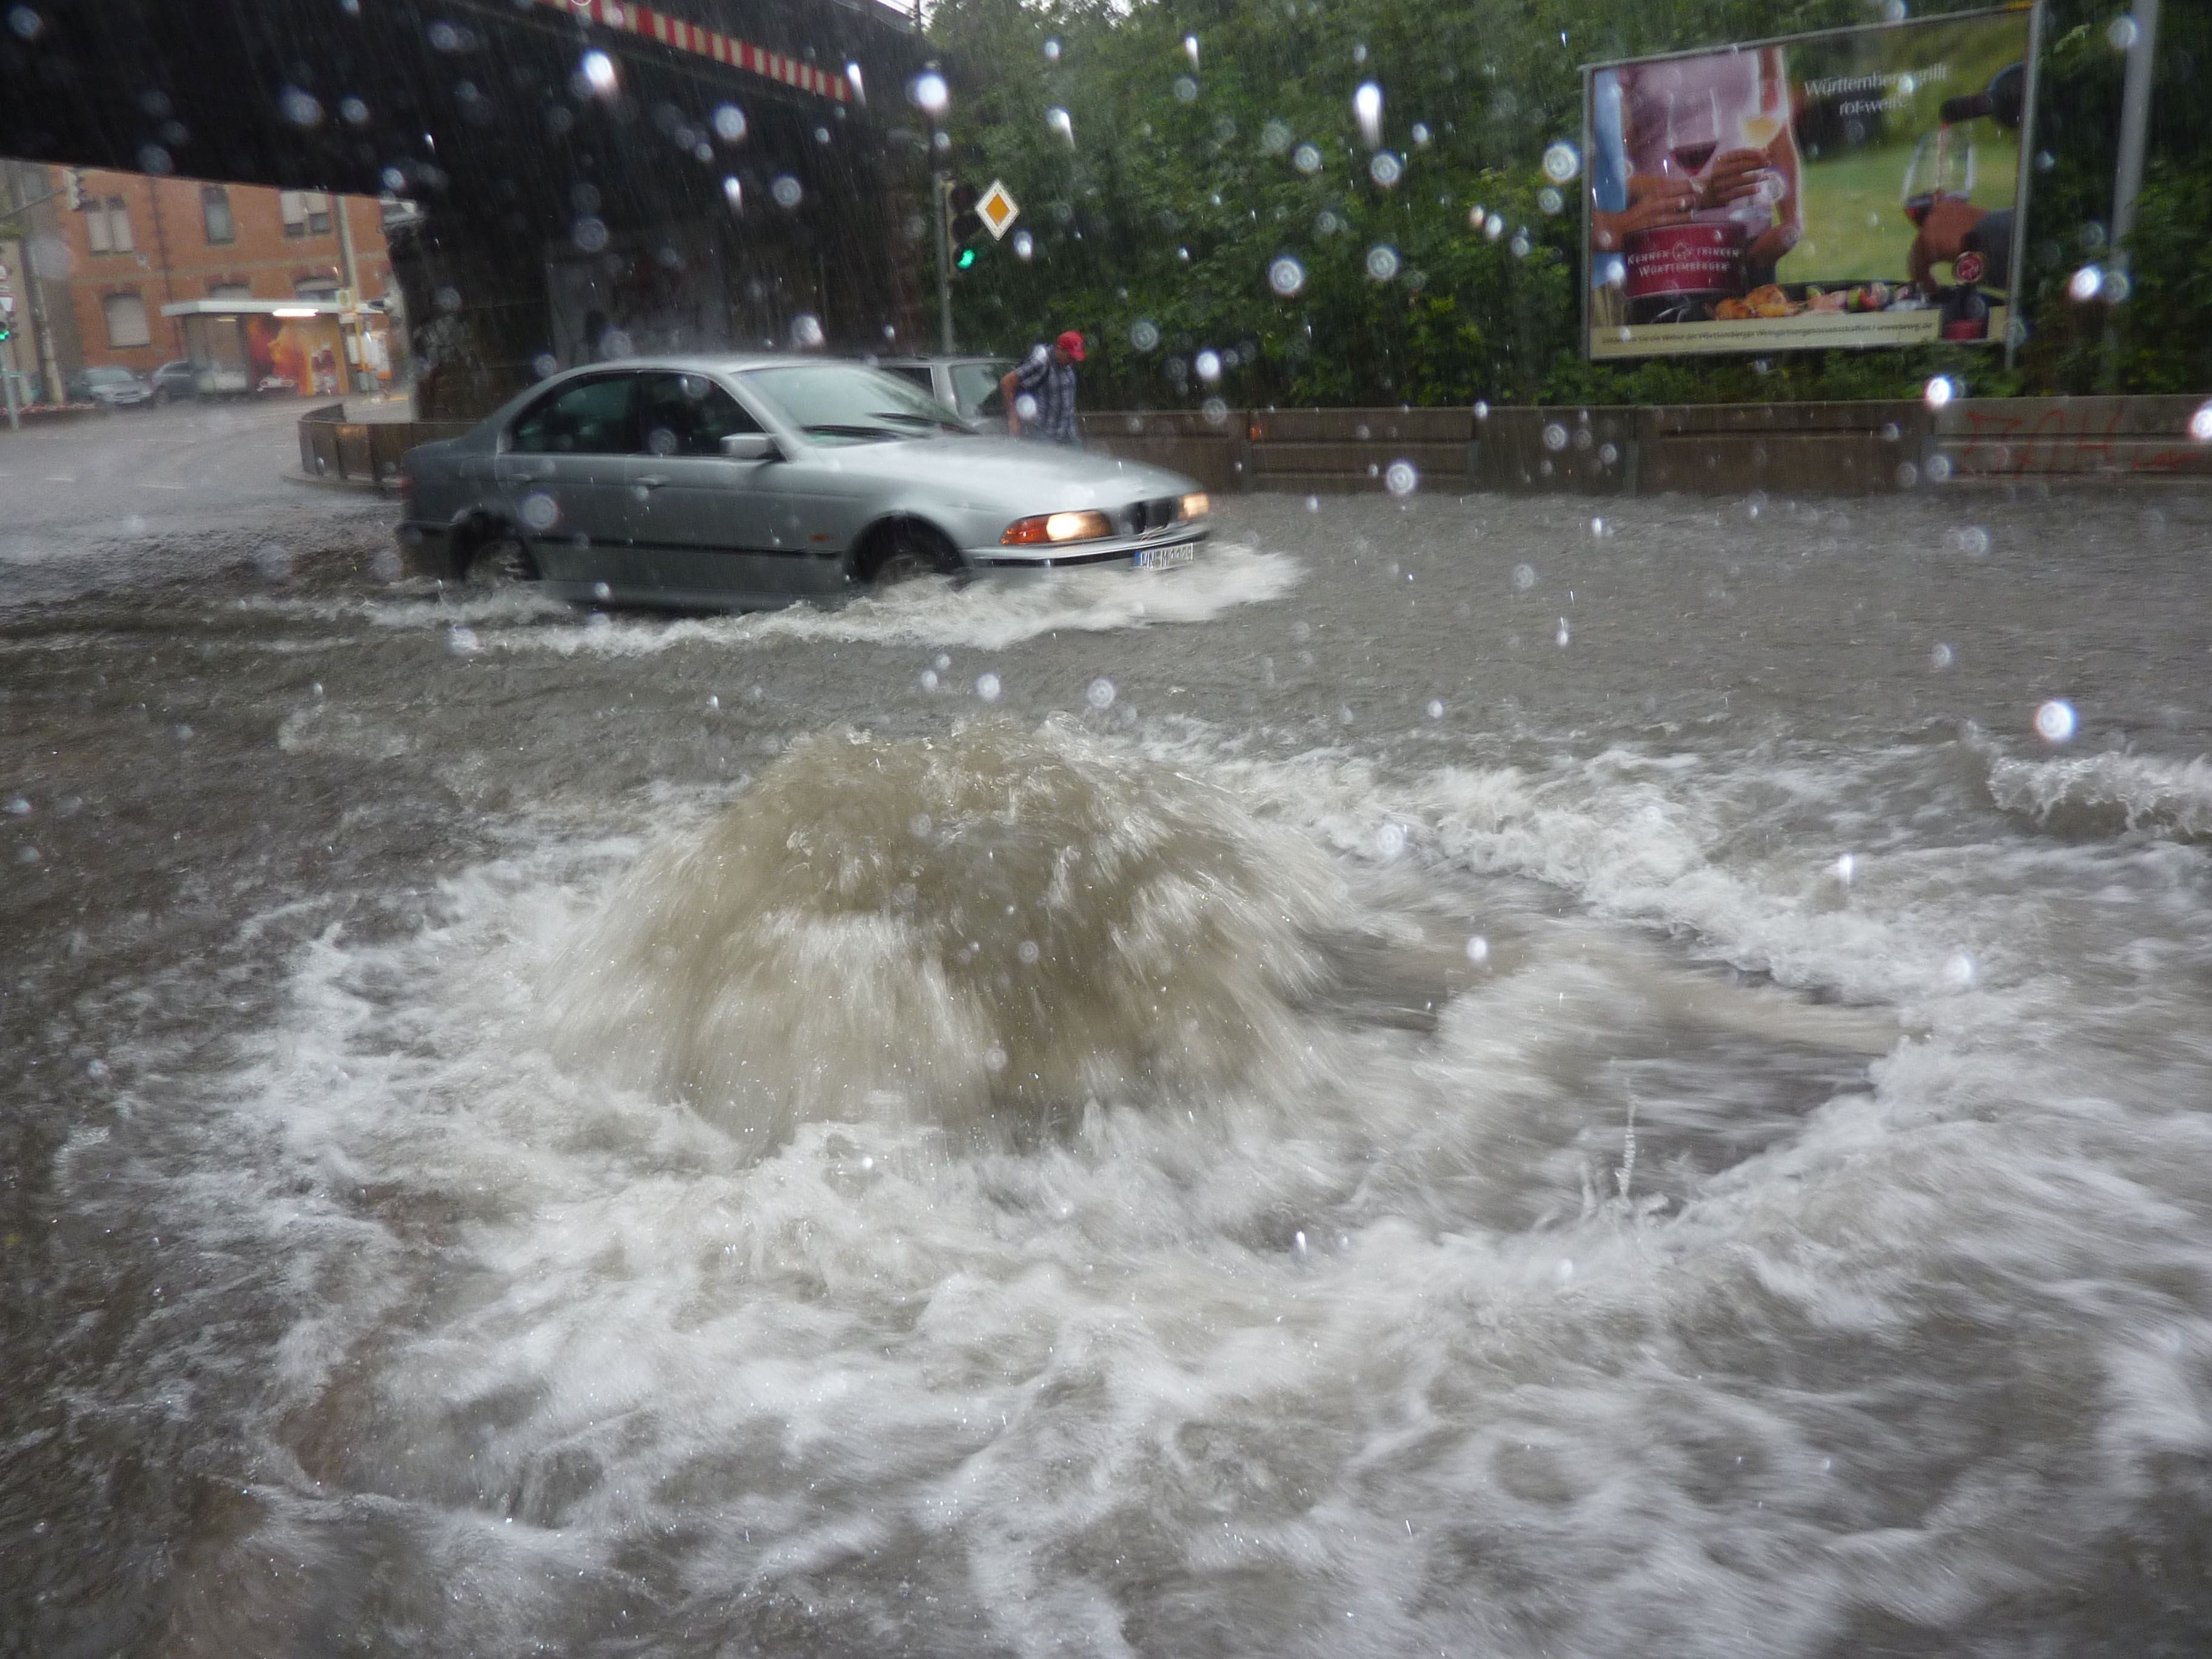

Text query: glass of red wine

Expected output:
[1665,91,1720,185]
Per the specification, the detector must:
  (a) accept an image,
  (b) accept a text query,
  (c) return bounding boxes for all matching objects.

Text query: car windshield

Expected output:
[949,361,1009,419]
[85,367,135,383]
[740,363,970,444]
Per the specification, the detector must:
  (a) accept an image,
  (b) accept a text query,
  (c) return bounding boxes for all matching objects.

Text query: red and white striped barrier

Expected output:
[540,0,851,102]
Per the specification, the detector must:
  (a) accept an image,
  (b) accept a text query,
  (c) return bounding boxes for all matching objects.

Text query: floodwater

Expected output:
[5,485,2211,1656]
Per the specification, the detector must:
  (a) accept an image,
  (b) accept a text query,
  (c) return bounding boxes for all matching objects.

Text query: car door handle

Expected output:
[634,474,669,489]
[508,468,548,483]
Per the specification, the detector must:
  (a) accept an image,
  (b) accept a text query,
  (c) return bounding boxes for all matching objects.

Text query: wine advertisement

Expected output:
[1584,4,2036,360]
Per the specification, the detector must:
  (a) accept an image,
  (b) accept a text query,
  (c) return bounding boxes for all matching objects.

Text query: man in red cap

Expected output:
[1000,329,1085,445]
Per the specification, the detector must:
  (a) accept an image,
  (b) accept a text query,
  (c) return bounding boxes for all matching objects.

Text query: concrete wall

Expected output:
[1077,397,2209,496]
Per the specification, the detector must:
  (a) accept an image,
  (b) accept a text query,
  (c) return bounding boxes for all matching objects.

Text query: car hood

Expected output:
[813,435,1197,509]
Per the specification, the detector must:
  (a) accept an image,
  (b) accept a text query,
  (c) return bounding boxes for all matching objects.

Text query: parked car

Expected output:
[874,354,1014,426]
[67,366,153,409]
[149,360,199,404]
[397,355,1210,609]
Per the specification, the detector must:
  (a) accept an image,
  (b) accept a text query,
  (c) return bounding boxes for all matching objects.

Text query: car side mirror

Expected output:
[720,432,779,461]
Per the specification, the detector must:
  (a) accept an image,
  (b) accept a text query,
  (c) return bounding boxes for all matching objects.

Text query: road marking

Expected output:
[139,481,187,490]
[44,474,76,482]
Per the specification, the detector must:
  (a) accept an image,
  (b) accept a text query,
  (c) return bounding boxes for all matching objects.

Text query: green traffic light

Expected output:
[956,247,977,270]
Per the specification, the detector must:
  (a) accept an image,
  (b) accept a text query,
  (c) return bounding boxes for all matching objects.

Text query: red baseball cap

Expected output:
[1055,329,1087,361]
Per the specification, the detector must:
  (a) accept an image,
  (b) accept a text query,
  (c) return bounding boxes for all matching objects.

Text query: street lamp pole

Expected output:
[912,67,954,355]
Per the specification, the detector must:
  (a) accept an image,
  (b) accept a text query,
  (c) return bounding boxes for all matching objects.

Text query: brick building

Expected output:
[49,167,394,376]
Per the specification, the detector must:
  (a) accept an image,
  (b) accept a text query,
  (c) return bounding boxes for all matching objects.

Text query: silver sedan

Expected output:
[396,355,1210,607]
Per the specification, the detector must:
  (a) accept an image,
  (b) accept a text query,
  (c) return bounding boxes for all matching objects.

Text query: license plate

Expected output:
[1134,542,1196,569]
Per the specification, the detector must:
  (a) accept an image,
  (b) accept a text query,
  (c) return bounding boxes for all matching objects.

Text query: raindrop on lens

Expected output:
[1046,106,1073,144]
[2107,15,2139,50]
[1012,229,1033,260]
[1293,142,1322,174]
[910,71,948,115]
[1130,318,1161,352]
[2035,699,2076,743]
[521,492,558,530]
[723,176,743,210]
[1375,822,1406,859]
[2069,265,2103,303]
[6,7,43,41]
[1931,642,1954,669]
[1353,81,1383,147]
[572,216,609,252]
[1201,397,1229,424]
[1466,935,1490,964]
[1043,37,1061,62]
[1268,255,1307,297]
[2190,401,2212,444]
[1369,151,1403,188]
[1541,423,1568,452]
[1923,375,1956,409]
[789,313,825,349]
[712,104,748,142]
[771,175,803,209]
[1943,953,1975,990]
[447,626,480,656]
[976,672,1002,703]
[1513,561,1536,589]
[1426,699,1444,719]
[1835,853,1855,886]
[1173,75,1198,102]
[1195,349,1222,384]
[1537,187,1563,215]
[339,96,369,126]
[1556,618,1571,647]
[984,1045,1008,1073]
[1086,677,1116,710]
[278,87,323,127]
[1542,141,1581,183]
[592,581,612,602]
[1509,232,1530,258]
[1384,460,1418,497]
[1365,244,1400,281]
[1184,34,1200,69]
[581,50,617,94]
[1261,119,1293,155]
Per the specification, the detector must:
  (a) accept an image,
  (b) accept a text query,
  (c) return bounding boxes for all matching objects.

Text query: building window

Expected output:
[293,274,340,300]
[201,185,234,245]
[102,292,151,348]
[209,281,252,300]
[280,190,333,238]
[82,195,133,255]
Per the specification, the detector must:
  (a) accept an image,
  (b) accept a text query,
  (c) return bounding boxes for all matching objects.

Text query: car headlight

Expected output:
[1001,509,1114,546]
[1178,492,1210,520]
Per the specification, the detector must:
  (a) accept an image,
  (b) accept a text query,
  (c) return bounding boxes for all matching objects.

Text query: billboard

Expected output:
[1584,4,2036,359]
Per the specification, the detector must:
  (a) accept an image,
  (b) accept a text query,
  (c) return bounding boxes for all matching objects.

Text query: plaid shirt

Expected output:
[1012,346,1079,444]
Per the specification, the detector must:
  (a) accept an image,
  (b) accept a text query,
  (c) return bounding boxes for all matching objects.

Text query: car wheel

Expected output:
[464,528,538,587]
[868,521,958,588]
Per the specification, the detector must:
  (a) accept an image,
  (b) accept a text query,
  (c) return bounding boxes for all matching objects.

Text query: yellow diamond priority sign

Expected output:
[977,179,1020,241]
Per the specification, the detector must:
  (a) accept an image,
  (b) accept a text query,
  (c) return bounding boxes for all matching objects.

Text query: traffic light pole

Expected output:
[933,170,954,353]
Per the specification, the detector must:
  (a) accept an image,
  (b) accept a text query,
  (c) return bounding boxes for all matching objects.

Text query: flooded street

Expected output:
[6,477,2212,1656]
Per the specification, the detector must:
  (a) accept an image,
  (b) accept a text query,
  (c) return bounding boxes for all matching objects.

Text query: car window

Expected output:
[87,367,133,384]
[740,363,968,444]
[637,372,762,457]
[880,364,933,393]
[950,363,1007,419]
[509,375,637,455]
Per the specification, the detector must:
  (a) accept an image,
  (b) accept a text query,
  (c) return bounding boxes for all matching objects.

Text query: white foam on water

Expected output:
[486,544,1301,658]
[1985,745,2212,842]
[135,717,2212,1654]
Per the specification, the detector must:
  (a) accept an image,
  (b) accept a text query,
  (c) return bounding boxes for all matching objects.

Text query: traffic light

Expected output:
[947,181,984,271]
